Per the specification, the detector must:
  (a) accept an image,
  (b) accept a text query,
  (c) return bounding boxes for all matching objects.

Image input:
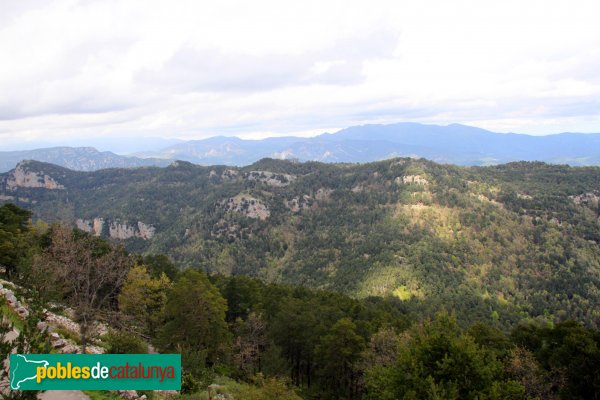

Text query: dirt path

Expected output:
[38,390,90,400]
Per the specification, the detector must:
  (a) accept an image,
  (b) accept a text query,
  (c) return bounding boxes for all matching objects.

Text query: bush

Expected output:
[104,330,148,354]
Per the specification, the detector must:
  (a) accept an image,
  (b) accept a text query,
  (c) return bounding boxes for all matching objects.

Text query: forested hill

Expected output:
[1,158,599,327]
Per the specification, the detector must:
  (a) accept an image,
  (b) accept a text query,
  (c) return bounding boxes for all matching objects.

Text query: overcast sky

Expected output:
[1,0,600,149]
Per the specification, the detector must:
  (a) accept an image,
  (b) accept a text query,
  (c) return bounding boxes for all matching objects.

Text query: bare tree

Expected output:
[32,226,132,352]
[233,312,268,378]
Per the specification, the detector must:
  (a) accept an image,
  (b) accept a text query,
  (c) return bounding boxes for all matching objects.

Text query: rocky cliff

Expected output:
[76,218,156,240]
[5,161,65,191]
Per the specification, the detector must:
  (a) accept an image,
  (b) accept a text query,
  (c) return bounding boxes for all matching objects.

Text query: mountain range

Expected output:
[1,122,599,172]
[0,147,170,173]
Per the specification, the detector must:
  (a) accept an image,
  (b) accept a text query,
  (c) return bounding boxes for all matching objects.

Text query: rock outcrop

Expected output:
[76,218,155,240]
[76,218,103,236]
[285,195,312,212]
[570,191,599,207]
[222,195,270,220]
[109,221,137,240]
[396,175,429,186]
[222,169,239,179]
[136,222,156,240]
[5,161,65,191]
[245,171,296,187]
[315,188,333,201]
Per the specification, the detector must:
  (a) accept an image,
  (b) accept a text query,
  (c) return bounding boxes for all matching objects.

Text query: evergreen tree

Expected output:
[157,269,230,370]
[315,318,365,400]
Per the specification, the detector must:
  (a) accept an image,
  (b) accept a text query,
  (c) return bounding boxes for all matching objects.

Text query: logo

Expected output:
[9,354,181,391]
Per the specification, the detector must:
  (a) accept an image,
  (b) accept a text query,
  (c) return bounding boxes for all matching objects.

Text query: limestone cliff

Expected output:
[75,218,155,240]
[5,161,65,191]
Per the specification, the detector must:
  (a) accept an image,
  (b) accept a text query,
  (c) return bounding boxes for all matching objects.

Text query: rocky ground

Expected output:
[0,279,154,400]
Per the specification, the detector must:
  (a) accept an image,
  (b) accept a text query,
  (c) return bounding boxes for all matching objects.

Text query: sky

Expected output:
[1,0,600,150]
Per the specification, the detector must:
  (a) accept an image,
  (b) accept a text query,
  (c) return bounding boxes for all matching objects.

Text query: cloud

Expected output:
[135,29,398,93]
[1,0,600,149]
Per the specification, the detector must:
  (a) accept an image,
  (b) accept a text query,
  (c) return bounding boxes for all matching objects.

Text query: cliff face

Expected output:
[5,161,65,191]
[75,218,156,240]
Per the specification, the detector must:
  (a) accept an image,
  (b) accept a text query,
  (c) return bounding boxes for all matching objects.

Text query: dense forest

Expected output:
[1,158,598,330]
[1,203,599,399]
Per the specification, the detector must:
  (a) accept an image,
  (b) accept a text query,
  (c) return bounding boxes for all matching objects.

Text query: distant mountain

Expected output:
[0,147,170,172]
[139,123,600,166]
[4,123,600,170]
[0,137,183,153]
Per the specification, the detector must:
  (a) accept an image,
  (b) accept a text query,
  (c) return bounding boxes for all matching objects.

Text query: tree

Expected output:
[157,269,230,370]
[361,327,400,368]
[315,318,365,400]
[140,254,178,281]
[364,312,520,400]
[30,225,132,352]
[104,330,148,354]
[511,321,600,400]
[118,264,171,336]
[0,204,32,278]
[467,323,512,359]
[504,347,556,400]
[233,312,268,379]
[269,296,322,387]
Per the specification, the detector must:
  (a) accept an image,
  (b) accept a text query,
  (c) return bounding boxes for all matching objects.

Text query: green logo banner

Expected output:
[10,354,181,391]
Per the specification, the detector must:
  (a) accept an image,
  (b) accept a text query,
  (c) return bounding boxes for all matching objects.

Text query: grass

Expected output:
[84,391,123,400]
[52,325,82,344]
[86,391,182,400]
[0,297,24,331]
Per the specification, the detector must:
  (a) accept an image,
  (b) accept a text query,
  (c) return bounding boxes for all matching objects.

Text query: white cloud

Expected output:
[1,0,600,149]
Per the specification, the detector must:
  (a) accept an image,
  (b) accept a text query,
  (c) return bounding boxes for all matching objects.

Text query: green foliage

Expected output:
[314,318,365,399]
[181,372,201,394]
[187,375,301,400]
[83,391,123,400]
[511,321,600,399]
[0,299,51,399]
[2,158,599,329]
[0,297,24,331]
[138,253,179,280]
[157,269,231,370]
[104,330,148,354]
[364,312,522,400]
[12,160,600,332]
[52,325,81,345]
[0,203,32,277]
[118,264,171,335]
[2,158,600,399]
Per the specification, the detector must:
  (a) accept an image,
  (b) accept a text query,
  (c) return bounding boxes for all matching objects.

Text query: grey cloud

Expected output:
[135,30,399,93]
[0,93,134,121]
[0,37,138,120]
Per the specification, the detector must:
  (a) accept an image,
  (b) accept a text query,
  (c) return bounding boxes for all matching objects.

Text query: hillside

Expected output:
[1,158,599,328]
